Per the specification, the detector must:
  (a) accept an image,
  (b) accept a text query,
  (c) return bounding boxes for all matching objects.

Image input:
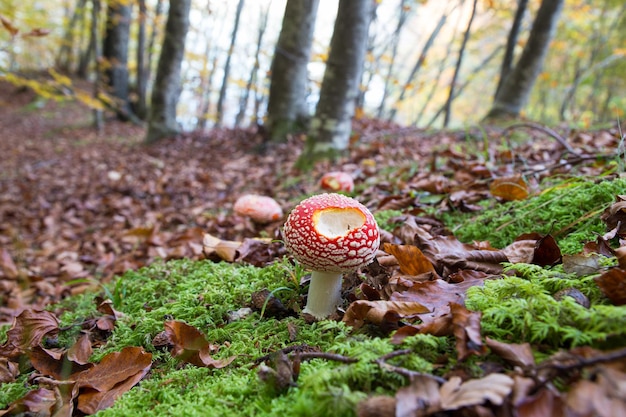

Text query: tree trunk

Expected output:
[265,0,320,142]
[145,0,191,143]
[297,0,374,169]
[57,0,87,73]
[215,0,245,128]
[103,0,133,120]
[486,0,564,119]
[495,0,529,97]
[443,0,478,128]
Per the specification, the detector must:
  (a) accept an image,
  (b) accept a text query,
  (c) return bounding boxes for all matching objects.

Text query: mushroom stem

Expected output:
[303,271,343,319]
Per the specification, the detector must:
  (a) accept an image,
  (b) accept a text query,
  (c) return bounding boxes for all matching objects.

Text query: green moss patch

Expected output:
[448,177,626,253]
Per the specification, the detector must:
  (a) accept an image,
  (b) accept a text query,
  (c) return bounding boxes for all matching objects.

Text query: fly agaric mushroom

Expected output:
[320,171,354,193]
[283,193,380,319]
[234,194,283,224]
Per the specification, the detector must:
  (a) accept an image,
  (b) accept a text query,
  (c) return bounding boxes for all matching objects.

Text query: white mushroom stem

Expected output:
[303,271,343,319]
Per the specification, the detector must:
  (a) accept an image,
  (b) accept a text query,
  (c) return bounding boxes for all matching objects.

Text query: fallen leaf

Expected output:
[0,388,56,417]
[382,243,436,276]
[0,357,19,383]
[595,268,626,305]
[0,309,59,358]
[343,300,429,329]
[67,333,93,365]
[440,373,514,409]
[202,233,241,262]
[164,320,235,368]
[486,337,535,368]
[76,346,152,414]
[490,176,529,201]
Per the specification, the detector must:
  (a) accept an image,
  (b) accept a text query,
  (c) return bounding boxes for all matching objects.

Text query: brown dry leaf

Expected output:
[516,386,565,417]
[382,243,436,276]
[562,253,602,276]
[486,337,535,368]
[395,375,441,417]
[67,333,93,365]
[601,195,626,237]
[75,346,152,414]
[616,246,626,269]
[0,357,19,383]
[0,309,59,358]
[164,320,235,368]
[489,176,529,201]
[565,377,626,417]
[202,233,242,262]
[394,303,486,360]
[0,388,56,417]
[29,345,92,380]
[595,268,626,305]
[343,300,430,329]
[439,373,514,410]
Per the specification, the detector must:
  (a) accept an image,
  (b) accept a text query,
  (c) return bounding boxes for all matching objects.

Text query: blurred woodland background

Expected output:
[1,0,625,159]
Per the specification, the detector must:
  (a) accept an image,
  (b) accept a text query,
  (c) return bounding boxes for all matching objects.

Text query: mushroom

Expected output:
[320,171,354,193]
[234,194,283,224]
[282,193,380,319]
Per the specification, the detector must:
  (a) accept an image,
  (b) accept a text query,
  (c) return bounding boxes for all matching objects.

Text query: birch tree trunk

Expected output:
[486,0,564,119]
[266,0,320,142]
[297,0,374,169]
[146,0,191,143]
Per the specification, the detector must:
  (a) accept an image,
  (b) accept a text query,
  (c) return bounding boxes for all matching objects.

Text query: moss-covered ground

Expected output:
[2,177,626,415]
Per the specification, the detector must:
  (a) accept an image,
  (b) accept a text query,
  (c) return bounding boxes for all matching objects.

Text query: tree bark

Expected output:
[266,0,320,142]
[297,0,374,169]
[495,0,529,97]
[215,0,245,127]
[486,0,564,119]
[146,0,191,143]
[103,0,133,120]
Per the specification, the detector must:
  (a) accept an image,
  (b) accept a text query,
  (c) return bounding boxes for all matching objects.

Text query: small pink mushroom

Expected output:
[320,171,354,193]
[234,194,283,224]
[283,193,380,319]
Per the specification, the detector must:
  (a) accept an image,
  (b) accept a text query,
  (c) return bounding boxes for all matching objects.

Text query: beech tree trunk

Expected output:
[266,0,320,142]
[297,0,374,169]
[103,0,133,120]
[486,0,564,119]
[146,0,191,143]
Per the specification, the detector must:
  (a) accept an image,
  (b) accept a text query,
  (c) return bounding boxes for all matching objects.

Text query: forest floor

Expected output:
[1,80,626,416]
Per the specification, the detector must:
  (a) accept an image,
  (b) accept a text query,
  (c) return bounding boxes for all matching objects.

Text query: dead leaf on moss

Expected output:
[486,337,535,368]
[163,320,236,368]
[202,233,242,262]
[343,300,429,329]
[75,346,152,414]
[0,387,56,417]
[595,268,626,305]
[0,357,19,383]
[440,373,514,409]
[0,309,59,358]
[601,195,626,237]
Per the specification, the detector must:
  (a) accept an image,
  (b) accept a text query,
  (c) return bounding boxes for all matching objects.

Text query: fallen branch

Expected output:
[503,122,579,155]
[375,349,446,384]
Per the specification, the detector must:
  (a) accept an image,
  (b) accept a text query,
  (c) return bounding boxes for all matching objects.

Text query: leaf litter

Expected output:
[1,81,626,415]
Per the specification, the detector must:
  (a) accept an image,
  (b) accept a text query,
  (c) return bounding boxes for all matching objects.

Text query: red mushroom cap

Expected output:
[320,171,354,193]
[283,193,380,273]
[234,194,283,224]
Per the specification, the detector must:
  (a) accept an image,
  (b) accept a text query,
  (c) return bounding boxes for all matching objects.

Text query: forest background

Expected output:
[2,0,625,137]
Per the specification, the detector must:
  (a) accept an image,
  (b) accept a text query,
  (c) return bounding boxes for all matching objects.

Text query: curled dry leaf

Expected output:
[382,243,436,276]
[0,309,59,358]
[203,232,242,262]
[0,357,19,383]
[489,176,529,201]
[164,320,236,368]
[595,268,626,306]
[601,195,626,237]
[0,388,56,417]
[440,373,515,410]
[76,346,152,415]
[486,337,535,368]
[343,300,429,329]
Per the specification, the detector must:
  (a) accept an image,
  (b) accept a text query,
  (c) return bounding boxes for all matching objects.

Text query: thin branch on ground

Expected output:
[375,349,446,384]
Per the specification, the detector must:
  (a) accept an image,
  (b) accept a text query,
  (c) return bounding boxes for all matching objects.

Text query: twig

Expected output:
[298,351,359,363]
[375,349,446,384]
[537,346,626,373]
[503,122,580,155]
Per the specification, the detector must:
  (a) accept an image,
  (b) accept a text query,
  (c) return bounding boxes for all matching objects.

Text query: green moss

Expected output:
[466,264,626,350]
[374,209,403,232]
[2,259,451,416]
[445,177,626,253]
